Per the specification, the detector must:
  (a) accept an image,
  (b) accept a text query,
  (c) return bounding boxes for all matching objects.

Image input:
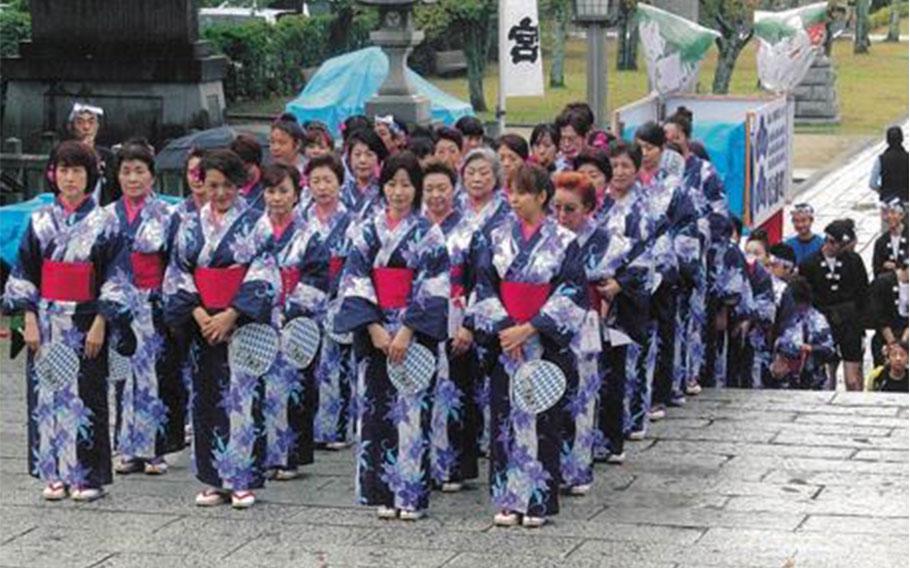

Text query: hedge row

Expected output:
[202,13,375,103]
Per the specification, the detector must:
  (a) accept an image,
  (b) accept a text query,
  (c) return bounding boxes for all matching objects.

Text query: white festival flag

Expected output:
[499,0,545,98]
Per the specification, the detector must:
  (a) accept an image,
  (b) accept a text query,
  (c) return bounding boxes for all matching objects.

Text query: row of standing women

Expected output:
[4,105,801,528]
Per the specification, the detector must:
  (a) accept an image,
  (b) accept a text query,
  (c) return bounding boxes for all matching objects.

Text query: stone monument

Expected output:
[359,0,431,128]
[792,54,840,125]
[2,0,228,151]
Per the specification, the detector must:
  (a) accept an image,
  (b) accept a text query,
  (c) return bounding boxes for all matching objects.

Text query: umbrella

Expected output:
[154,126,238,172]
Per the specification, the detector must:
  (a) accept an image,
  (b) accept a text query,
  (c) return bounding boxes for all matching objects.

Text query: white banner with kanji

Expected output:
[499,0,544,97]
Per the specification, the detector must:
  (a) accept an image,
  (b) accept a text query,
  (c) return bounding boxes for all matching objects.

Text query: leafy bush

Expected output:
[203,12,374,103]
[869,1,908,28]
[0,8,31,58]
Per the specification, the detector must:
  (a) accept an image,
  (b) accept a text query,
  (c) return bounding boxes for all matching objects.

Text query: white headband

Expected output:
[69,102,104,123]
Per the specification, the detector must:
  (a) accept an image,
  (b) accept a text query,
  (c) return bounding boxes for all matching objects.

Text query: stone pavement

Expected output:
[0,349,907,568]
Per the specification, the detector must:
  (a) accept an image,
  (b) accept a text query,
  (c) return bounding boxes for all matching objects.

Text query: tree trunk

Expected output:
[712,36,747,94]
[549,0,568,87]
[886,0,901,41]
[854,0,871,53]
[462,21,489,112]
[616,10,639,71]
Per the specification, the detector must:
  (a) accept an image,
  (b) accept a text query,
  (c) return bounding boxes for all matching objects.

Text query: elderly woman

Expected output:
[164,149,280,509]
[335,151,450,521]
[2,140,132,502]
[466,164,586,528]
[108,141,185,476]
[458,148,512,454]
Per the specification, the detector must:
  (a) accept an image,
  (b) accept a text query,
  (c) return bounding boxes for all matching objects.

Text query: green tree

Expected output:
[616,0,639,70]
[543,0,572,87]
[701,0,760,94]
[885,0,901,41]
[441,0,497,112]
[854,0,872,52]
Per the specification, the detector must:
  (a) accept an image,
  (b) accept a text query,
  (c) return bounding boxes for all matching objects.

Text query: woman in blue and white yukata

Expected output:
[334,151,450,521]
[635,122,700,416]
[422,159,482,492]
[2,140,133,502]
[664,112,729,396]
[108,141,186,476]
[458,148,512,458]
[466,164,586,528]
[164,149,280,509]
[340,128,389,223]
[594,142,655,455]
[259,163,329,480]
[304,154,358,450]
[771,276,836,390]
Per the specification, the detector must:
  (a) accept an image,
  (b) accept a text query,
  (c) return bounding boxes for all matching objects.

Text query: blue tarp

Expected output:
[284,47,474,137]
[0,193,181,268]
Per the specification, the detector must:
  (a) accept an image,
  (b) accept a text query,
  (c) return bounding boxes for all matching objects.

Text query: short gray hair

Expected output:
[460,147,503,189]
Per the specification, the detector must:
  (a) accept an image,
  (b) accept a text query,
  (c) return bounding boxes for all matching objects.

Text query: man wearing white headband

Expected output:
[784,203,824,265]
[61,102,119,205]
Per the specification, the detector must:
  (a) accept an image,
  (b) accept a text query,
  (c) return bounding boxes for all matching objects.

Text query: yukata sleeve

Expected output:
[95,218,134,326]
[1,219,41,314]
[703,163,728,217]
[162,216,201,327]
[286,233,330,320]
[614,208,654,294]
[463,240,510,341]
[403,226,450,341]
[531,241,587,348]
[671,188,701,285]
[716,247,748,308]
[807,310,836,361]
[232,241,280,325]
[334,226,382,334]
[751,274,777,327]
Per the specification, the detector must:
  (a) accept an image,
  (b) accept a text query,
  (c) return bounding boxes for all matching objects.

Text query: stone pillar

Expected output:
[360,0,431,128]
[1,0,227,151]
[792,54,840,125]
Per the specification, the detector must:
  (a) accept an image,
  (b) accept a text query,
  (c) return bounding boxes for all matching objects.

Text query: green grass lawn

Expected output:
[230,34,908,136]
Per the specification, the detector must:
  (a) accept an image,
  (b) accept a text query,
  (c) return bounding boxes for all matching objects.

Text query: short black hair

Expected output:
[513,163,554,207]
[182,147,206,194]
[635,121,666,147]
[271,113,305,144]
[49,140,99,195]
[574,148,612,181]
[116,138,156,176]
[379,150,424,210]
[560,103,594,132]
[455,116,484,137]
[434,126,464,151]
[407,136,435,160]
[530,123,560,148]
[422,159,457,187]
[788,275,813,306]
[200,149,247,188]
[556,107,593,137]
[665,107,693,139]
[346,127,389,163]
[497,133,529,161]
[608,140,642,170]
[230,133,263,166]
[304,153,345,185]
[342,115,372,143]
[261,163,301,196]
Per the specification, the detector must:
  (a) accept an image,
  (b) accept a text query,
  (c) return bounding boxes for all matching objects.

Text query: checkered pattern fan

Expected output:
[36,343,80,391]
[281,317,321,370]
[108,345,132,383]
[229,323,279,377]
[512,359,567,414]
[387,342,435,395]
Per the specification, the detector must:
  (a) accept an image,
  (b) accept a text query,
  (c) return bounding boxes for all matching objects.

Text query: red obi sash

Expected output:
[130,252,164,290]
[194,265,247,310]
[450,263,466,299]
[372,267,414,309]
[500,281,551,323]
[329,256,345,280]
[279,267,301,304]
[586,283,602,311]
[40,260,95,302]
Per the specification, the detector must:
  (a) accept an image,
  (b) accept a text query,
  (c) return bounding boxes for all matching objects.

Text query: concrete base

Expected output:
[364,94,432,129]
[2,79,225,151]
[793,55,839,126]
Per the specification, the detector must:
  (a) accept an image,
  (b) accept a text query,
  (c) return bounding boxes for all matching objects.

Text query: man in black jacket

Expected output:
[799,220,870,390]
[870,126,908,231]
[869,256,909,367]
